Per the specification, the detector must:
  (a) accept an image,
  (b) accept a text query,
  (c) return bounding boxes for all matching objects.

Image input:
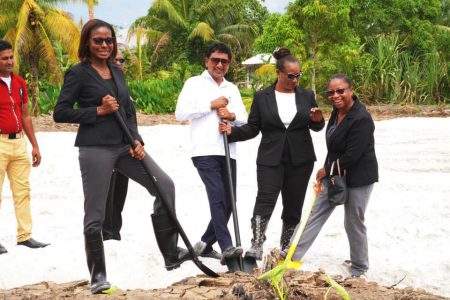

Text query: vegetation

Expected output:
[0,0,448,115]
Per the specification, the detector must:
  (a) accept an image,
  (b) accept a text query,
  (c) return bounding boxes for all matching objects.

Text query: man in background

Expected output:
[0,39,49,254]
[102,50,131,241]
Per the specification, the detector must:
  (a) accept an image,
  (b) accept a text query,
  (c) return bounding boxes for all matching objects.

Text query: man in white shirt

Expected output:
[176,43,247,266]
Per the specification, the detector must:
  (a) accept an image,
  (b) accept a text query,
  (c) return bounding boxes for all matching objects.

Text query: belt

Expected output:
[0,132,24,139]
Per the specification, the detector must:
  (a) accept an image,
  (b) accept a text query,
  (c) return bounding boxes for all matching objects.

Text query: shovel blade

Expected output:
[225,257,243,272]
[242,256,258,273]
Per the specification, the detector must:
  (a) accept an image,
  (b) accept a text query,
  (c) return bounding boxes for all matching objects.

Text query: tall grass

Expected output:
[355,34,448,104]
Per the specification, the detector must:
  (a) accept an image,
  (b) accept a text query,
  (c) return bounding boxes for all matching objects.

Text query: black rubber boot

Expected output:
[151,213,190,270]
[84,232,111,294]
[245,215,270,260]
[280,222,297,250]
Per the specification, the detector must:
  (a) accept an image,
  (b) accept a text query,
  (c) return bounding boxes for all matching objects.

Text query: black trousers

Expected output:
[254,161,314,225]
[103,171,129,239]
[192,156,236,252]
[79,145,174,234]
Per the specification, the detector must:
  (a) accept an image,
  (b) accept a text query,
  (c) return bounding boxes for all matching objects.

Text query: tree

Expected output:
[137,0,262,66]
[288,0,358,94]
[81,0,99,20]
[0,0,80,115]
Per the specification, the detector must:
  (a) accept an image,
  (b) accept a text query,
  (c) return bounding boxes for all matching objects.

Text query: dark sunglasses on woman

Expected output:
[283,71,303,80]
[92,37,114,45]
[326,87,348,97]
[209,57,230,66]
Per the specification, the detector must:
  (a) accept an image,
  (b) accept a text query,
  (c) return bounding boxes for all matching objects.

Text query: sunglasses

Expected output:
[115,58,125,64]
[283,71,303,80]
[209,57,230,66]
[92,37,114,45]
[326,87,348,97]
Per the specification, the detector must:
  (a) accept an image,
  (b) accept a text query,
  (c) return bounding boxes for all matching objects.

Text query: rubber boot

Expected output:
[151,213,190,270]
[244,215,270,260]
[84,232,111,294]
[280,222,297,251]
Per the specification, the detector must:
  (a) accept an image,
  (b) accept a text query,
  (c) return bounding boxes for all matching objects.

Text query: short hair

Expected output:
[273,47,299,71]
[0,40,13,52]
[78,19,117,64]
[329,73,353,88]
[329,73,357,100]
[205,42,232,60]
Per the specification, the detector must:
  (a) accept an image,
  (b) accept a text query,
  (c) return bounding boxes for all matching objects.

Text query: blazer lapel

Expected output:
[265,84,285,128]
[287,86,303,129]
[328,99,361,147]
[82,64,117,97]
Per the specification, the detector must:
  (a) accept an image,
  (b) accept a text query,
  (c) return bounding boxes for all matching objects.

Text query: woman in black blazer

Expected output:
[54,19,189,294]
[286,73,378,278]
[220,48,325,260]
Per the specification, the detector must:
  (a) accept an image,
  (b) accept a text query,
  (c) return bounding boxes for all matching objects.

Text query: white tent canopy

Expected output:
[241,53,276,66]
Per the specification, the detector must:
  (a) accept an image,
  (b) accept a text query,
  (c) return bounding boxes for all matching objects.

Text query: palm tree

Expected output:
[79,0,99,20]
[127,19,170,81]
[139,0,257,63]
[0,0,80,115]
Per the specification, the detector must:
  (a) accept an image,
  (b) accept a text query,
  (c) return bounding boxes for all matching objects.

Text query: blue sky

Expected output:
[58,0,292,31]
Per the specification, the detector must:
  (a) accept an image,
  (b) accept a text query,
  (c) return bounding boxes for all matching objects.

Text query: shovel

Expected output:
[114,112,219,278]
[259,182,321,283]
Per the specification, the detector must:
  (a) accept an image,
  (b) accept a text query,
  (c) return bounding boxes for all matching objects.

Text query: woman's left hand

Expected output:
[130,140,145,160]
[316,167,326,182]
[309,107,323,123]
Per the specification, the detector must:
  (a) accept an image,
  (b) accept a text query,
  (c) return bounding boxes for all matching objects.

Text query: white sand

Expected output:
[0,117,449,297]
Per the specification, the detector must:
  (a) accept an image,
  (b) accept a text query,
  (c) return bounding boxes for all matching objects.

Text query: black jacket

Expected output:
[229,84,325,166]
[54,63,142,146]
[325,98,378,187]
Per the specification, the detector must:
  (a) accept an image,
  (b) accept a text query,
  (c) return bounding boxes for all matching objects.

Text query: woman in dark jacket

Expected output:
[220,48,325,260]
[54,19,189,294]
[285,73,378,278]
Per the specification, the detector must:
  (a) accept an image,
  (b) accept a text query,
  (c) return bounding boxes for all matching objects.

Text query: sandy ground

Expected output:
[0,110,449,299]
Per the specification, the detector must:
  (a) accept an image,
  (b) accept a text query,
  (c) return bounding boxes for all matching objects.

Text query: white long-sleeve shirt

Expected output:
[176,70,248,159]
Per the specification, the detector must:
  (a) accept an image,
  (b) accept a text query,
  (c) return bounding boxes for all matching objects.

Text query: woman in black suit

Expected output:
[54,19,189,294]
[220,48,325,260]
[285,73,378,278]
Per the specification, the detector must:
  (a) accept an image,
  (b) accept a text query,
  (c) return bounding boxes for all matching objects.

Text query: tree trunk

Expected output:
[29,52,40,116]
[88,1,94,20]
[310,36,318,95]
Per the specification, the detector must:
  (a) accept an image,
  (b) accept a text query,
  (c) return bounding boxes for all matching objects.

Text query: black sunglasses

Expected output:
[209,57,230,66]
[326,87,348,97]
[115,58,125,64]
[92,37,114,45]
[283,71,303,80]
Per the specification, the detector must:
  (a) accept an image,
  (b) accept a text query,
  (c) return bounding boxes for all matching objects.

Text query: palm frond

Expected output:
[188,22,214,41]
[151,0,187,28]
[43,8,80,61]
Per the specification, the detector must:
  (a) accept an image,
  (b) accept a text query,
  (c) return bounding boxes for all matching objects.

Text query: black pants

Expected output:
[254,161,314,225]
[103,171,129,239]
[79,145,174,234]
[192,156,236,252]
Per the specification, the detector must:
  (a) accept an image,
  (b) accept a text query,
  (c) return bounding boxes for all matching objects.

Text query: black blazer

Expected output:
[54,63,142,146]
[325,98,378,187]
[229,84,325,166]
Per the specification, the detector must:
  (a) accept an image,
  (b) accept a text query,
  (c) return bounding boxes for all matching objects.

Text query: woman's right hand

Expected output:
[97,95,119,116]
[219,120,232,135]
[316,167,326,182]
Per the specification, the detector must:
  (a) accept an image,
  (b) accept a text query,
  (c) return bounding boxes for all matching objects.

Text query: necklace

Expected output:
[91,64,111,79]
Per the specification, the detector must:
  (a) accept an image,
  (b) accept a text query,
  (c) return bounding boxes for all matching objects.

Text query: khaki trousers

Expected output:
[0,137,32,242]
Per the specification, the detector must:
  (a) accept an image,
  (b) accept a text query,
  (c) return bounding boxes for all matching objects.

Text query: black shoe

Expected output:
[201,249,221,260]
[220,246,243,265]
[17,238,50,249]
[0,242,7,254]
[102,232,121,241]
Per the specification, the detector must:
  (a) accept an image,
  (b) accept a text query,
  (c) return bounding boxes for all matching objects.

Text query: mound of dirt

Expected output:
[1,269,446,300]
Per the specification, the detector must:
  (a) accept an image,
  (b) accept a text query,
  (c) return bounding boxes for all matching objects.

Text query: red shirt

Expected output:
[0,73,28,134]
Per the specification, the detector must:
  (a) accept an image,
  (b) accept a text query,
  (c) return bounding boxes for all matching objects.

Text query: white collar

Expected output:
[201,70,229,87]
